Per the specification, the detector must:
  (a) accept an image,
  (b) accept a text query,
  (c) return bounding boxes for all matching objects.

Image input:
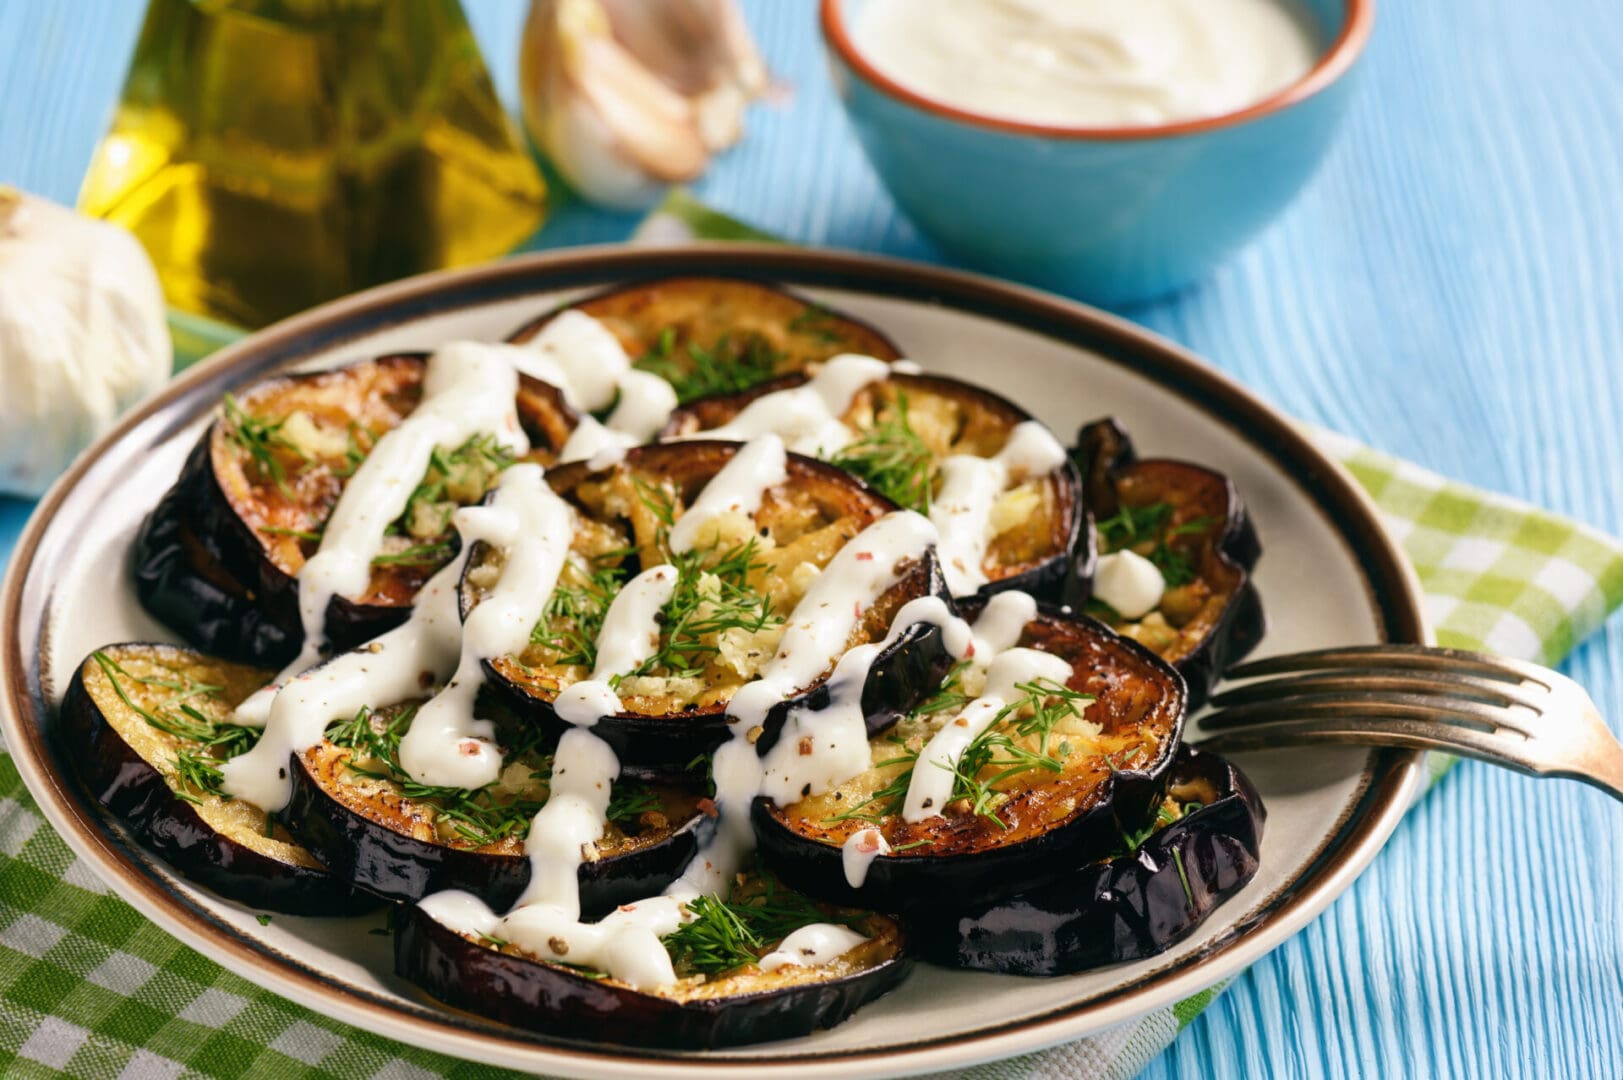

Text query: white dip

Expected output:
[853,0,1322,128]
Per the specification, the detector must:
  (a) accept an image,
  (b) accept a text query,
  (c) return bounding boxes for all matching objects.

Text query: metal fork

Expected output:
[1193,644,1623,803]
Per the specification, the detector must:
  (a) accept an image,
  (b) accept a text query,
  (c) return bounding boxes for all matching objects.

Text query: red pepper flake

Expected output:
[697,798,719,818]
[964,642,976,658]
[856,830,882,854]
[855,551,874,561]
[619,904,638,913]
[458,739,482,756]
[798,736,815,757]
[854,602,862,619]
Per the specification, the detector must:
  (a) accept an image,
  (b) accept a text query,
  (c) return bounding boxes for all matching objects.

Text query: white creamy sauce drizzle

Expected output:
[520,309,631,413]
[667,433,789,553]
[759,923,869,973]
[275,344,527,681]
[931,420,1067,596]
[681,354,891,457]
[1092,548,1167,619]
[901,647,1072,822]
[222,544,473,810]
[734,510,941,735]
[396,466,576,788]
[551,563,679,727]
[520,310,682,465]
[841,827,890,889]
[854,0,1322,128]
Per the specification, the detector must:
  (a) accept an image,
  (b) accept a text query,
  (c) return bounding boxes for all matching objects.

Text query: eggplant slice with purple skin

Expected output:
[752,600,1187,914]
[56,643,378,917]
[508,276,902,405]
[133,353,578,668]
[664,370,1088,604]
[395,870,909,1050]
[281,700,706,915]
[1074,418,1265,710]
[905,746,1264,975]
[461,440,955,781]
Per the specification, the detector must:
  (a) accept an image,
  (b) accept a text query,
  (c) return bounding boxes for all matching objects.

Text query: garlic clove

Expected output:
[520,0,770,210]
[0,187,171,497]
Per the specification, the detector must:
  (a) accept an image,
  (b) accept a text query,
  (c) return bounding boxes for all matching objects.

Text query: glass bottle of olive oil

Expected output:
[80,0,547,329]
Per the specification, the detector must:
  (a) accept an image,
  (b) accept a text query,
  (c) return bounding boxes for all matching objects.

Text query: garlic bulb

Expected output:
[0,187,171,497]
[520,0,770,210]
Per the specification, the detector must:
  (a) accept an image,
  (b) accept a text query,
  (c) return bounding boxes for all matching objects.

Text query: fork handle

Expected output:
[1193,724,1623,805]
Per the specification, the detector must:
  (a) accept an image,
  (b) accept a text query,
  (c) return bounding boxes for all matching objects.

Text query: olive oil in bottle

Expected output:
[80,0,547,329]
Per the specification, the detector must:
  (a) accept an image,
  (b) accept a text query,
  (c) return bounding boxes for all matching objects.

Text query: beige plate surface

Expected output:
[0,246,1426,1078]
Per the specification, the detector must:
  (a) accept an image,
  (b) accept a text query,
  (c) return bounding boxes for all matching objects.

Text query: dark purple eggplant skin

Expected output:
[905,747,1264,975]
[466,441,957,782]
[1073,418,1265,710]
[751,602,1188,914]
[282,752,704,916]
[394,904,912,1050]
[663,371,1090,606]
[55,648,379,917]
[132,353,577,669]
[131,439,301,666]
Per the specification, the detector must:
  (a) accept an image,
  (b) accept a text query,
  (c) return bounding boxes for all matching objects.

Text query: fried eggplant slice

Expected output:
[57,643,377,916]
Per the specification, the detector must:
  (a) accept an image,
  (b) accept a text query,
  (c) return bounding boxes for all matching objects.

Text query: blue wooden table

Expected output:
[3,2,1621,1076]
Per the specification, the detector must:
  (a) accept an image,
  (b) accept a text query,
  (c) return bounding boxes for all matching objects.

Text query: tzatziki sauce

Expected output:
[853,0,1323,129]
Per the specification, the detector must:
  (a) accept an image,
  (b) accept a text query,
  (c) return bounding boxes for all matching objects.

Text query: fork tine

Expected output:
[1208,670,1551,714]
[1224,645,1554,688]
[1192,715,1552,775]
[1198,692,1544,737]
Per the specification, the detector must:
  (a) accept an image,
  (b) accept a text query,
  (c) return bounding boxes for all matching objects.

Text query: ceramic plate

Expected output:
[0,246,1426,1078]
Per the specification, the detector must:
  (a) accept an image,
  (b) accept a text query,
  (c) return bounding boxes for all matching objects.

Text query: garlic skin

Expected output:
[0,188,171,497]
[520,0,770,210]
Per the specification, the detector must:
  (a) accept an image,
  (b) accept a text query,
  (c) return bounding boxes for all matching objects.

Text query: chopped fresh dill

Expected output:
[90,651,258,803]
[1172,847,1195,909]
[890,838,936,852]
[259,524,323,543]
[170,749,228,805]
[325,706,660,845]
[618,536,782,682]
[395,433,515,542]
[330,423,373,479]
[1000,678,1096,755]
[828,393,935,513]
[634,328,784,404]
[1095,502,1220,590]
[1095,501,1173,552]
[942,731,1063,830]
[221,394,307,495]
[371,540,456,567]
[631,473,678,527]
[1116,799,1203,855]
[530,559,628,668]
[787,303,845,344]
[821,669,1091,830]
[661,879,838,977]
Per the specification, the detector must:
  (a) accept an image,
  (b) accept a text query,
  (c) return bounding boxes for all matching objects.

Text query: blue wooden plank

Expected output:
[0,1,1619,1077]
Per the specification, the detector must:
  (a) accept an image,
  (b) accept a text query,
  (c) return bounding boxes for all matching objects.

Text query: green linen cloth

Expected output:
[4,201,1622,1078]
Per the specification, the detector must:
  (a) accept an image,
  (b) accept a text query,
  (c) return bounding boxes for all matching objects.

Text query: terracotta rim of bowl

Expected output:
[819,0,1376,141]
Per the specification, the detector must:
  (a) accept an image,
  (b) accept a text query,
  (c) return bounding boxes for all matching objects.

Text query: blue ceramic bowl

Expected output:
[821,0,1374,306]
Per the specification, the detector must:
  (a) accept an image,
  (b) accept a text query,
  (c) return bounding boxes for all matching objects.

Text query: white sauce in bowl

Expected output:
[852,0,1323,129]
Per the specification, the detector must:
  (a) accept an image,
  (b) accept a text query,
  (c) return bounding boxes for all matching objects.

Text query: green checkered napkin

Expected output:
[4,206,1623,1080]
